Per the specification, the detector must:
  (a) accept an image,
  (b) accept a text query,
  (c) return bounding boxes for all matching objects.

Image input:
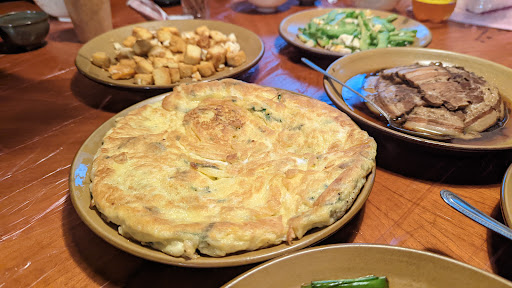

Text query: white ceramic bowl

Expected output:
[248,0,288,13]
[33,0,70,21]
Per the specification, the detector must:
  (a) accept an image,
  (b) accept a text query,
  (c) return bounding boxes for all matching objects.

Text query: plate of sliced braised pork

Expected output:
[324,47,512,151]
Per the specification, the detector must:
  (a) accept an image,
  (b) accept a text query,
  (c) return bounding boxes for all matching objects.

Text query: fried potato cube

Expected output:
[196,34,210,49]
[206,45,227,69]
[191,71,202,81]
[209,30,228,43]
[133,39,153,56]
[167,61,179,69]
[226,50,247,67]
[178,63,195,78]
[169,34,186,53]
[91,52,111,69]
[115,47,134,60]
[108,64,135,80]
[181,31,199,45]
[134,56,154,74]
[195,25,210,37]
[169,68,181,83]
[152,57,169,69]
[183,44,202,65]
[148,46,169,58]
[132,26,153,40]
[122,35,137,48]
[119,58,136,68]
[157,29,172,43]
[173,53,184,63]
[153,67,171,85]
[134,73,153,85]
[196,61,215,77]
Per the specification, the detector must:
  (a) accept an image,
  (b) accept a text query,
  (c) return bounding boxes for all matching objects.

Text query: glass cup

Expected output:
[181,0,209,19]
[63,0,113,43]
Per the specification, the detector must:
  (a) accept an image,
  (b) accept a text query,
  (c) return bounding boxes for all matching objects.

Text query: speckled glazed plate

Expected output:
[75,20,264,90]
[324,47,512,152]
[501,164,512,227]
[223,244,512,287]
[279,8,431,57]
[69,89,376,268]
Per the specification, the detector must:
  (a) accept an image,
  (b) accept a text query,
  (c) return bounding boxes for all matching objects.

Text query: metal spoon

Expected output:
[301,57,453,141]
[440,189,512,241]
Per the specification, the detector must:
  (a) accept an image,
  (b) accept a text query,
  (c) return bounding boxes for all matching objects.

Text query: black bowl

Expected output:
[0,10,50,50]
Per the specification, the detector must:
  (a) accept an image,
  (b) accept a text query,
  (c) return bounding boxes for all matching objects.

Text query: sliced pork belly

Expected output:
[464,85,504,133]
[380,65,422,84]
[365,76,425,119]
[419,81,470,110]
[364,63,506,140]
[403,106,466,138]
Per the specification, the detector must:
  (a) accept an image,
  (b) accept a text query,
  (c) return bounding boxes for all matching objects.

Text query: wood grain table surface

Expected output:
[1,0,511,287]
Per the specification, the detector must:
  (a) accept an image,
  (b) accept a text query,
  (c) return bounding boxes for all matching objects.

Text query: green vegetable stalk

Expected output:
[296,9,417,53]
[301,275,389,288]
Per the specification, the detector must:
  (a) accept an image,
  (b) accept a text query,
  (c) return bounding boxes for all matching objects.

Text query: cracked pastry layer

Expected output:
[90,79,376,258]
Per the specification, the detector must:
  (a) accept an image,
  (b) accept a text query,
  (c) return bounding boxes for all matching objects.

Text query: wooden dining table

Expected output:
[1,0,512,286]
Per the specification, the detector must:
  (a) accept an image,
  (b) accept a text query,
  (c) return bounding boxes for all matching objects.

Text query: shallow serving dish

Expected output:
[279,8,431,57]
[69,90,376,268]
[222,244,512,287]
[501,164,512,227]
[75,20,264,90]
[324,47,512,152]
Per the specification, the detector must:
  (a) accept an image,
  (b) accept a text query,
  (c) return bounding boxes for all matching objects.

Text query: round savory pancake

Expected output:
[90,79,377,258]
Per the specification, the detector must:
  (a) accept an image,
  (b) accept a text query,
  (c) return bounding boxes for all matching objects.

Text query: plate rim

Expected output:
[222,243,512,287]
[278,7,432,57]
[75,19,265,90]
[501,163,512,227]
[68,87,376,268]
[323,46,512,152]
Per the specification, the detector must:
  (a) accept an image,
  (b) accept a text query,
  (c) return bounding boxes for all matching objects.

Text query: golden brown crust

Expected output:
[91,79,376,258]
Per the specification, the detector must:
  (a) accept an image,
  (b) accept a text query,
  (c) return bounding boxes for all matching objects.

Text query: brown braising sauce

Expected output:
[342,72,512,145]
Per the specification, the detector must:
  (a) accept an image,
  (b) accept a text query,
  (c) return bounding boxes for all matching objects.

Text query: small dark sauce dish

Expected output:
[0,10,50,51]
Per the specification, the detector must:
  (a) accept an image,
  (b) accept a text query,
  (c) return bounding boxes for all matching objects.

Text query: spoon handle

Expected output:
[300,57,365,100]
[440,189,512,241]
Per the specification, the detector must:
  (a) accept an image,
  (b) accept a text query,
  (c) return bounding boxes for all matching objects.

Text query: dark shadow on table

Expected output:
[488,204,512,282]
[0,41,47,54]
[70,72,168,113]
[70,66,262,113]
[62,196,255,288]
[372,131,512,185]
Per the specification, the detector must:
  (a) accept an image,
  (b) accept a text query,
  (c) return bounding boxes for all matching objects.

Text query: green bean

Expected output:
[389,35,416,42]
[385,14,398,22]
[377,31,389,48]
[302,276,389,288]
[358,15,370,50]
[297,9,417,53]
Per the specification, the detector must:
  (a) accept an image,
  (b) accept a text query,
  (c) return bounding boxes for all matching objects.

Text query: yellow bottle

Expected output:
[412,0,457,23]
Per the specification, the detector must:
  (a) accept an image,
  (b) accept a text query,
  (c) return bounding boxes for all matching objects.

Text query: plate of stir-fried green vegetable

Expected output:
[279,8,431,56]
[223,244,512,288]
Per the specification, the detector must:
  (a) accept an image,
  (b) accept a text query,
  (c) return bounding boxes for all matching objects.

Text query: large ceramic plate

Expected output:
[75,20,264,90]
[279,8,431,57]
[501,164,512,227]
[69,89,375,268]
[223,244,512,287]
[324,47,512,152]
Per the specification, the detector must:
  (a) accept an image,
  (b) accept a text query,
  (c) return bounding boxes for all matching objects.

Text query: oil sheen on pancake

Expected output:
[90,79,377,258]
